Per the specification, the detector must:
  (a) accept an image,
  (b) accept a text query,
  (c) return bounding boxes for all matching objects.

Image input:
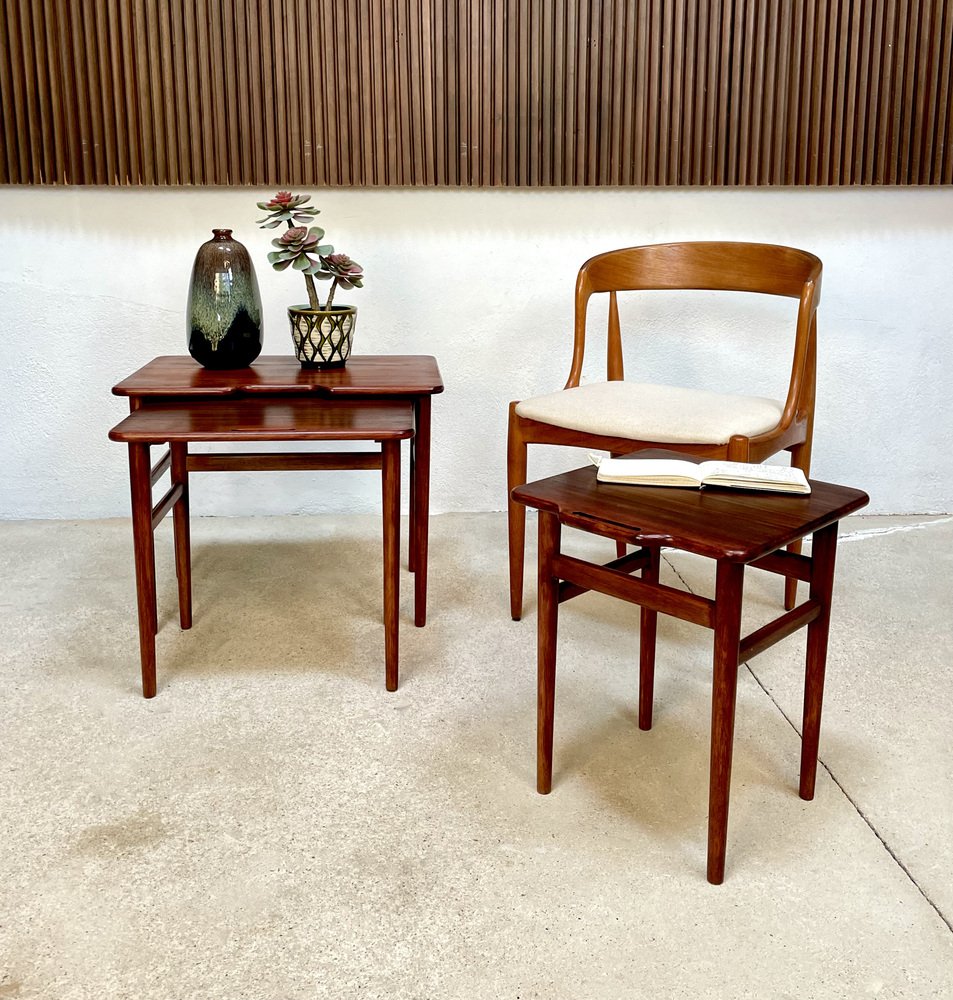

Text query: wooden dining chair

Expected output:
[507,241,822,620]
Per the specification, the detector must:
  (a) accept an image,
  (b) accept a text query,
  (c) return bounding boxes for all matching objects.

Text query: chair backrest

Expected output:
[578,241,822,299]
[567,241,822,393]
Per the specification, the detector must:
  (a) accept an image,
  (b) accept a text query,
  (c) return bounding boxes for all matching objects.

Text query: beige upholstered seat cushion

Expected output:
[515,381,784,445]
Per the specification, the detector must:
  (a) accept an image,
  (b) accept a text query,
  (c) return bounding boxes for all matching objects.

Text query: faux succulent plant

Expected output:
[256,191,365,311]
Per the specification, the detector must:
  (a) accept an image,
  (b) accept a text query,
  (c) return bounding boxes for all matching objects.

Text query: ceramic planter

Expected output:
[287,305,357,368]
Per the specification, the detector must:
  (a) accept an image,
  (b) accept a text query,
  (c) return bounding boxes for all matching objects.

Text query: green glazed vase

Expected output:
[187,229,263,369]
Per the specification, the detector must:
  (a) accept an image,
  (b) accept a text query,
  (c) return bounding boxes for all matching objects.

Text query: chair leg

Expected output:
[507,405,528,621]
[785,440,813,610]
[726,435,750,462]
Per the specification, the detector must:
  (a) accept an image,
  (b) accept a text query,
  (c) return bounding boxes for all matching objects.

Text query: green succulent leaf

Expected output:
[256,192,365,296]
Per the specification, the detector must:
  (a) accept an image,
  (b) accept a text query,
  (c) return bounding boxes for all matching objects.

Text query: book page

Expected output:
[698,461,809,491]
[597,458,702,485]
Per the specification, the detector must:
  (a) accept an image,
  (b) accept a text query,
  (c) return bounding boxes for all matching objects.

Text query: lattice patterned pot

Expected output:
[287,305,357,368]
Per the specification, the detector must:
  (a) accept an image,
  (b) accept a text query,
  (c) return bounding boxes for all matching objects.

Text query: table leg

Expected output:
[128,443,158,699]
[408,434,417,573]
[382,439,401,691]
[170,442,192,630]
[639,546,660,730]
[537,511,561,795]
[610,452,628,559]
[412,396,431,628]
[708,559,745,884]
[800,521,839,800]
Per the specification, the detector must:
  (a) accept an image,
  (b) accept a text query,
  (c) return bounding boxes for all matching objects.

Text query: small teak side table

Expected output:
[512,453,868,883]
[109,355,443,698]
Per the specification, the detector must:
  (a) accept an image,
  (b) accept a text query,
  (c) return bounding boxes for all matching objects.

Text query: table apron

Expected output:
[186,451,384,473]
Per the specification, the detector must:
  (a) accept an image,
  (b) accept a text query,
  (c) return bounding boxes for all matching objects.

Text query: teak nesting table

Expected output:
[512,453,868,883]
[109,355,443,698]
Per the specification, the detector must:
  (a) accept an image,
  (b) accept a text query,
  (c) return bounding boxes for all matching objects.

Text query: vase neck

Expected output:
[211,229,233,241]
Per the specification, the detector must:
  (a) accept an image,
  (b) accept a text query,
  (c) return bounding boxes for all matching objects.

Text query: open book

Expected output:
[595,457,811,494]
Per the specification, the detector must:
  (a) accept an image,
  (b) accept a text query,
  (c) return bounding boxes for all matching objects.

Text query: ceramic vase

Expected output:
[287,305,357,368]
[187,229,263,369]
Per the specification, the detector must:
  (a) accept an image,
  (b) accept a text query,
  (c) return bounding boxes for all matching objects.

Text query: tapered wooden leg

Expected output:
[785,440,814,610]
[408,433,417,573]
[707,559,745,884]
[610,452,628,559]
[412,397,431,627]
[507,404,528,621]
[170,443,192,630]
[382,439,401,691]
[536,511,561,794]
[800,521,838,800]
[784,538,804,610]
[639,547,660,730]
[129,443,158,699]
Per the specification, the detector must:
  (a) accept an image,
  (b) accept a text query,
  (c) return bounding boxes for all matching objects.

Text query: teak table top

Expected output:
[112,355,445,398]
[512,451,869,563]
[108,399,416,443]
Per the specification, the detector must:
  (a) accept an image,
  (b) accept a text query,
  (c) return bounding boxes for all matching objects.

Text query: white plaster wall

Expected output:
[0,186,950,519]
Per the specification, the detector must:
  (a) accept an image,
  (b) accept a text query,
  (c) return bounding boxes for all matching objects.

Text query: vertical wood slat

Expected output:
[564,0,579,184]
[16,0,43,181]
[0,8,15,181]
[934,1,953,183]
[157,1,178,184]
[30,0,54,182]
[621,0,639,184]
[95,17,114,181]
[136,0,158,183]
[1,0,951,187]
[320,1,340,184]
[850,0,872,184]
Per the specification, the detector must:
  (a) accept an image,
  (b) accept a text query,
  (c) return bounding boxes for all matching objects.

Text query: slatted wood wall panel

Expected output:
[1,0,951,186]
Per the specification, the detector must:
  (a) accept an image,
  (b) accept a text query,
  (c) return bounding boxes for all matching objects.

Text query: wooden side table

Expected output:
[113,355,443,628]
[109,355,443,698]
[512,453,868,883]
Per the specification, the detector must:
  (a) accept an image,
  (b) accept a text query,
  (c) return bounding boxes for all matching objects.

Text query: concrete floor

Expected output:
[0,511,951,999]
